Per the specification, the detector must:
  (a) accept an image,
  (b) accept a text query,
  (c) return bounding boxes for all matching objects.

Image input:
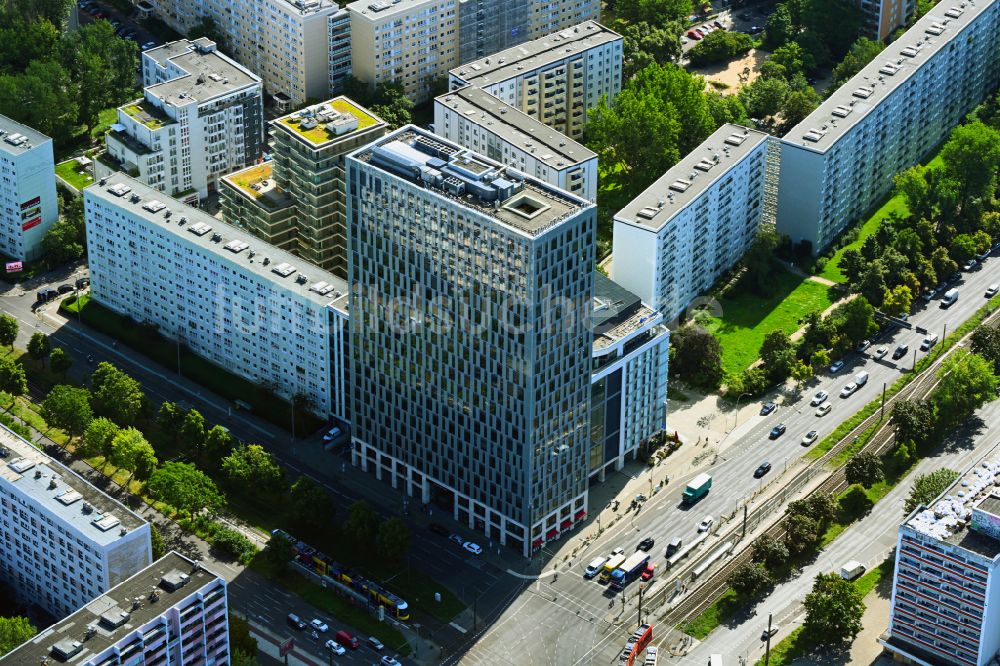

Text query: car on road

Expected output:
[761,626,780,641]
[463,541,482,555]
[381,657,402,666]
[57,283,74,294]
[287,613,307,631]
[840,382,859,397]
[637,536,655,552]
[829,360,845,373]
[856,339,871,352]
[310,619,329,633]
[641,562,656,581]
[368,636,385,651]
[920,334,939,351]
[760,401,777,415]
[815,403,832,417]
[753,462,772,478]
[987,284,999,298]
[962,259,978,271]
[697,516,715,532]
[322,426,341,442]
[75,277,90,289]
[428,523,449,537]
[893,344,909,360]
[801,430,819,446]
[874,346,888,359]
[325,640,346,655]
[768,423,786,439]
[448,534,463,546]
[809,391,828,406]
[948,271,962,284]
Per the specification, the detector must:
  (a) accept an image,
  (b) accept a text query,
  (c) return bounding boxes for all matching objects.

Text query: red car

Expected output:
[641,563,656,582]
[686,29,703,40]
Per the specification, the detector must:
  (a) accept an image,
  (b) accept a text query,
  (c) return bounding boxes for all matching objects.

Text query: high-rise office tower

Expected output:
[347,126,596,555]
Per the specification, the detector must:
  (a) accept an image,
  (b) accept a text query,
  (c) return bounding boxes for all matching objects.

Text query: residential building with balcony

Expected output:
[329,7,353,94]
[85,174,350,420]
[882,445,1000,666]
[859,0,916,40]
[434,85,598,201]
[612,124,772,322]
[347,125,595,556]
[0,424,150,620]
[589,273,669,481]
[347,0,601,103]
[448,20,622,140]
[220,97,387,276]
[776,0,1000,254]
[96,38,264,204]
[1,552,229,666]
[0,115,57,262]
[146,0,341,108]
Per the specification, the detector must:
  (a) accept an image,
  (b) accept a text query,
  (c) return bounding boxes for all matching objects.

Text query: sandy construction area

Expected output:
[689,48,769,94]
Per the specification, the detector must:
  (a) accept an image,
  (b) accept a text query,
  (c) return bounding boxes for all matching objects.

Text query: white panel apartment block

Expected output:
[98,39,264,203]
[84,174,349,419]
[434,85,598,201]
[613,124,770,321]
[2,552,229,665]
[0,115,57,261]
[0,425,150,620]
[448,20,622,140]
[777,0,1000,253]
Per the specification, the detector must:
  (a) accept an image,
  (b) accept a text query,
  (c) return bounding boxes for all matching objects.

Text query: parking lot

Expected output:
[76,0,163,53]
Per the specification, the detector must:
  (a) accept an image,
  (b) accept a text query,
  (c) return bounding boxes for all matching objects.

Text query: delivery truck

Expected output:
[682,473,713,505]
[610,551,651,590]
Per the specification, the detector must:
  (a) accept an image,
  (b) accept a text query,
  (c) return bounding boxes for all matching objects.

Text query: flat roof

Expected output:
[272,96,385,149]
[144,39,260,107]
[346,0,435,22]
[450,21,621,88]
[436,85,597,169]
[0,113,51,155]
[85,174,348,307]
[2,552,222,664]
[220,163,293,211]
[350,125,592,237]
[614,124,770,231]
[0,425,145,547]
[781,1,995,153]
[592,273,661,351]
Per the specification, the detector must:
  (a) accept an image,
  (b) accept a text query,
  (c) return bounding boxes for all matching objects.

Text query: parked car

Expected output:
[637,536,655,552]
[892,344,909,360]
[57,283,74,294]
[840,382,859,398]
[873,346,888,359]
[141,41,157,50]
[325,640,346,655]
[697,516,715,532]
[809,391,828,406]
[829,360,845,373]
[75,277,90,289]
[987,284,999,298]
[463,541,482,555]
[962,259,978,271]
[760,401,777,415]
[310,619,329,633]
[768,423,786,439]
[753,462,772,478]
[686,28,703,39]
[801,430,819,446]
[428,523,449,537]
[856,339,871,352]
[761,626,780,641]
[815,403,832,417]
[947,271,962,284]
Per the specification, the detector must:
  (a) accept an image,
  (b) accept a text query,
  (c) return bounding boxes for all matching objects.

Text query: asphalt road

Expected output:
[691,398,1000,664]
[455,255,1000,664]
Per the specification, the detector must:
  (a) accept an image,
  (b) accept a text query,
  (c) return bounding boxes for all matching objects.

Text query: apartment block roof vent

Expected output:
[51,639,83,660]
[210,233,222,242]
[107,183,132,197]
[82,502,93,514]
[57,490,83,506]
[99,608,130,629]
[668,179,691,193]
[878,62,900,76]
[8,458,35,474]
[831,105,852,118]
[900,45,920,58]
[694,159,715,172]
[309,281,337,296]
[159,570,190,592]
[92,514,121,531]
[48,475,59,490]
[925,22,945,35]
[142,200,166,213]
[724,133,747,146]
[187,222,212,236]
[802,129,825,143]
[944,6,964,18]
[635,207,660,221]
[177,216,187,225]
[271,262,297,277]
[224,240,250,253]
[295,274,308,284]
[852,86,874,99]
[130,193,141,203]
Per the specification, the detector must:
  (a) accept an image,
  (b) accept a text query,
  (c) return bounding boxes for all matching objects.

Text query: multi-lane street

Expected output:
[453,256,1000,664]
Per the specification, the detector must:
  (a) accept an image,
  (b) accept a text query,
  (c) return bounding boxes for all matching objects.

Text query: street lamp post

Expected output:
[732,392,752,431]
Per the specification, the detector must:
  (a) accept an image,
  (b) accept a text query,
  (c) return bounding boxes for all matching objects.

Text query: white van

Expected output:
[942,288,959,307]
[585,556,608,578]
[920,334,939,351]
[854,371,869,387]
[840,560,866,581]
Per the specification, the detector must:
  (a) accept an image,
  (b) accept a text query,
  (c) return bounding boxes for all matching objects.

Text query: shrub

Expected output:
[208,524,257,564]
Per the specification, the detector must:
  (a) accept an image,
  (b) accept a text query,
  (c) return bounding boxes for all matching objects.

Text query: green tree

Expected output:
[790,359,813,392]
[728,561,772,596]
[891,399,936,448]
[0,356,26,397]
[210,526,256,564]
[752,534,789,569]
[802,572,865,644]
[688,30,753,65]
[0,16,60,73]
[788,493,837,526]
[49,347,72,377]
[739,76,790,121]
[91,362,144,425]
[147,462,225,517]
[369,82,414,129]
[221,444,286,494]
[27,332,50,364]
[150,523,166,559]
[229,613,258,657]
[80,416,119,461]
[759,329,795,383]
[950,233,979,262]
[669,325,724,389]
[59,21,138,134]
[930,246,959,282]
[970,325,1000,373]
[904,469,960,514]
[0,59,78,145]
[801,0,864,57]
[288,476,336,535]
[764,4,795,48]
[706,91,749,126]
[616,0,693,24]
[779,88,821,133]
[376,517,412,562]
[741,226,781,294]
[233,650,260,666]
[180,409,206,457]
[810,348,831,369]
[0,616,36,656]
[344,500,379,550]
[839,483,872,519]
[940,121,1000,213]
[259,533,294,578]
[934,350,999,426]
[41,385,93,444]
[43,196,85,263]
[204,425,234,464]
[109,427,158,483]
[618,21,683,77]
[0,313,18,349]
[830,296,877,346]
[784,513,821,555]
[882,284,913,317]
[770,42,809,79]
[845,451,884,488]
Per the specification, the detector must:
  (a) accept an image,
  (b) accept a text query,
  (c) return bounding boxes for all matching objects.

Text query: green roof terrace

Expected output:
[274,97,383,148]
[121,99,173,130]
[222,163,292,211]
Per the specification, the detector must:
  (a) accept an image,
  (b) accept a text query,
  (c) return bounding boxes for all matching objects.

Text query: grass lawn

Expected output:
[818,153,944,283]
[91,107,121,142]
[702,271,835,376]
[56,159,94,191]
[679,588,740,639]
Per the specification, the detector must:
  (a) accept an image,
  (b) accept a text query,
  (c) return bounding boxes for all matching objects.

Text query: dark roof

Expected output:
[592,272,642,332]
